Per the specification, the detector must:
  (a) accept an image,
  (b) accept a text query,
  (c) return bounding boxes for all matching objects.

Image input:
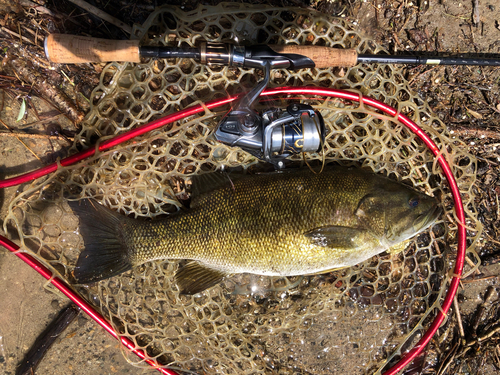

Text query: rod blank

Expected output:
[357,54,500,66]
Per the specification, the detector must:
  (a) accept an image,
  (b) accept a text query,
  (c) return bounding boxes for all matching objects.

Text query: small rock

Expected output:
[408,28,428,45]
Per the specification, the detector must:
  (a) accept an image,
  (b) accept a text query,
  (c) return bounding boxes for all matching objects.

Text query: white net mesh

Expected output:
[3,3,481,374]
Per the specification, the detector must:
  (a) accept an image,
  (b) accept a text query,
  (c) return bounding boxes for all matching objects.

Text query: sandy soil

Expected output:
[1,0,500,374]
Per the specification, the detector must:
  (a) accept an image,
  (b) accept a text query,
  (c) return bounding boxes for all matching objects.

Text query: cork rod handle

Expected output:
[269,45,358,68]
[45,34,141,64]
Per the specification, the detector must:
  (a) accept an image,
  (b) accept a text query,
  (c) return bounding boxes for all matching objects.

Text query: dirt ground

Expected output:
[1,0,500,374]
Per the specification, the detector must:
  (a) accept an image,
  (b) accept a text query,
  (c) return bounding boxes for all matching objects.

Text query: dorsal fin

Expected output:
[189,169,291,208]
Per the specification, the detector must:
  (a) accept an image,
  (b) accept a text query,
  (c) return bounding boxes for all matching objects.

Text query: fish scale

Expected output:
[70,166,441,294]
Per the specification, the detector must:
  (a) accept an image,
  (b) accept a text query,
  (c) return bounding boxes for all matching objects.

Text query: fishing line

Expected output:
[302,114,326,174]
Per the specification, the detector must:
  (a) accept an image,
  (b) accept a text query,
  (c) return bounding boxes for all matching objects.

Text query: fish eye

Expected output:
[409,197,420,208]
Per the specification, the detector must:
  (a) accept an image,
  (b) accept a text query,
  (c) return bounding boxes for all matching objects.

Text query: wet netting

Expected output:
[3,3,481,374]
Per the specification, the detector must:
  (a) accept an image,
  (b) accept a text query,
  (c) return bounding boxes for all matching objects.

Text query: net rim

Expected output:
[0,87,466,375]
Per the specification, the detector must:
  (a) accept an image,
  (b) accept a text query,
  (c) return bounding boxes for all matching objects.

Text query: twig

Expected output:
[392,32,402,49]
[68,0,133,34]
[483,232,500,247]
[450,126,500,141]
[18,113,66,128]
[461,275,499,284]
[459,254,481,281]
[21,26,45,44]
[19,0,56,16]
[0,75,17,81]
[454,295,466,342]
[495,346,500,368]
[497,194,500,222]
[0,131,65,141]
[7,57,84,124]
[0,27,33,45]
[437,340,460,375]
[17,22,23,44]
[0,118,41,161]
[471,286,497,338]
[408,65,440,86]
[465,254,481,276]
[472,0,480,26]
[477,324,500,343]
[482,253,500,267]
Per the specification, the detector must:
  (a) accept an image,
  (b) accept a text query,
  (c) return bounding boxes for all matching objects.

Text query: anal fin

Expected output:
[175,262,230,295]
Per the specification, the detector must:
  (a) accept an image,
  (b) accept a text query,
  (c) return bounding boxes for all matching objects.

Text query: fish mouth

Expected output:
[414,204,443,233]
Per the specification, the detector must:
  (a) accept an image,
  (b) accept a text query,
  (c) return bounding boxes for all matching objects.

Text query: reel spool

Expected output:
[215,103,325,164]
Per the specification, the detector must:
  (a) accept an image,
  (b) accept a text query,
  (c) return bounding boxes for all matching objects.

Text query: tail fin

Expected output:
[68,199,133,283]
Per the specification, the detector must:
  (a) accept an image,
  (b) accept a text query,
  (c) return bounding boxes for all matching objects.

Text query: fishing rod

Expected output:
[44,33,500,165]
[45,33,500,67]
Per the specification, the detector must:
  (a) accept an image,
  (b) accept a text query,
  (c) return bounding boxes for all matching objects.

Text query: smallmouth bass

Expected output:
[70,166,442,294]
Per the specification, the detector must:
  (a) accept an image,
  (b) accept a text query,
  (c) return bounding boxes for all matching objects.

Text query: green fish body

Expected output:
[70,166,441,294]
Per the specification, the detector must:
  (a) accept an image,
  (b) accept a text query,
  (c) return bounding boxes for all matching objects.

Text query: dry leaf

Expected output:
[467,107,483,119]
[16,98,26,122]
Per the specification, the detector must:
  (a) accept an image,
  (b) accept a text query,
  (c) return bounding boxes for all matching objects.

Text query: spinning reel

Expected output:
[213,60,325,165]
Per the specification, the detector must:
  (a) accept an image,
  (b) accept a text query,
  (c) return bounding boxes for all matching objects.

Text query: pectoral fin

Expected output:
[304,226,370,249]
[175,261,230,295]
[387,239,410,254]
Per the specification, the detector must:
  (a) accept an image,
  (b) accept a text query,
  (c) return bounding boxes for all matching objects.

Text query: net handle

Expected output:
[0,237,178,375]
[0,87,466,375]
